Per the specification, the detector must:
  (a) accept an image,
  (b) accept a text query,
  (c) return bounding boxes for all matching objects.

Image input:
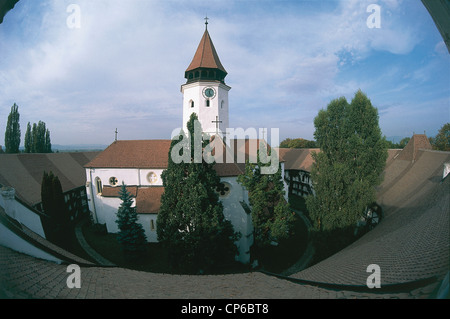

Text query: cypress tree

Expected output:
[4,103,20,154]
[24,122,32,153]
[157,113,238,273]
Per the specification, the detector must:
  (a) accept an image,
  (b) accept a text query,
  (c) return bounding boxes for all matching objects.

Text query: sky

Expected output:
[0,0,449,147]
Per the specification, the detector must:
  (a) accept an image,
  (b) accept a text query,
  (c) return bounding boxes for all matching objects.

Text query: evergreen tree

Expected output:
[26,121,52,153]
[115,182,147,257]
[157,113,238,273]
[237,141,295,262]
[24,122,32,153]
[40,171,71,248]
[306,90,388,260]
[4,103,20,154]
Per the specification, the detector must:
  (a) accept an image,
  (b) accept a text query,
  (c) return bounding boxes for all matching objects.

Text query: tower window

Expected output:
[206,100,210,107]
[221,100,224,109]
[190,100,194,108]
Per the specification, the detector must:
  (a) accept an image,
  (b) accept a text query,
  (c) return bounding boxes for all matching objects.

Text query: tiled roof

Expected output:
[185,29,227,74]
[276,148,320,171]
[0,152,100,206]
[135,187,164,214]
[101,186,138,198]
[397,134,432,161]
[100,186,164,214]
[85,140,171,169]
[84,139,269,177]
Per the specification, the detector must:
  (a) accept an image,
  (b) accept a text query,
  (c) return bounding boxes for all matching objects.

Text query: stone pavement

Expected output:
[0,245,444,299]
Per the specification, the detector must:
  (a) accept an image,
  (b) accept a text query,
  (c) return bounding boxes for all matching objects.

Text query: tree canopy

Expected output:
[157,113,239,273]
[306,90,388,259]
[237,141,295,262]
[4,103,20,154]
[115,182,147,257]
[25,121,52,153]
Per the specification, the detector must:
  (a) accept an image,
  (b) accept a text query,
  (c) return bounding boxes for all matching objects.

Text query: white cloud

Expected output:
[0,0,446,146]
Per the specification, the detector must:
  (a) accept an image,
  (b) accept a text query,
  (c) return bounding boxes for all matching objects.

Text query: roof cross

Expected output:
[204,15,209,29]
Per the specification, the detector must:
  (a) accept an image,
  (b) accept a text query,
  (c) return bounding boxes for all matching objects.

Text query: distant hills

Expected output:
[50,144,108,152]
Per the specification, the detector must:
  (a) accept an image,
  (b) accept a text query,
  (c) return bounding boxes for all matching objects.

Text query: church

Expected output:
[84,21,264,264]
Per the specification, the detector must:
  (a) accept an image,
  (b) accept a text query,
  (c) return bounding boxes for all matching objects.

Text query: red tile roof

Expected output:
[85,140,171,169]
[185,29,227,74]
[135,187,164,214]
[397,134,432,161]
[100,186,164,214]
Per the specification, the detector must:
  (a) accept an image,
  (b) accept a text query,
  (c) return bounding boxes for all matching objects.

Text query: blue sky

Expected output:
[0,0,449,147]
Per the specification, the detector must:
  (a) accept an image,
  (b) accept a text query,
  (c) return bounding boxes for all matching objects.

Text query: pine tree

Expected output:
[4,103,20,154]
[157,113,238,273]
[115,182,147,258]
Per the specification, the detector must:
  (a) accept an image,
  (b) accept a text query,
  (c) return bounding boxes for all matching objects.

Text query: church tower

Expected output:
[181,19,231,136]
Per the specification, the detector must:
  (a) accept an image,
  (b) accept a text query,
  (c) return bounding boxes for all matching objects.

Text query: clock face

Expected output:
[203,87,216,99]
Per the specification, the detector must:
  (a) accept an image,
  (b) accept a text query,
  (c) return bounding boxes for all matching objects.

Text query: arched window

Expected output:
[95,177,102,194]
[206,99,210,107]
[188,73,193,80]
[190,100,194,108]
[221,100,225,109]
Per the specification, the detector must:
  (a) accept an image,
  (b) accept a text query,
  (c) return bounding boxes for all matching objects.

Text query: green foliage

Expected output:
[237,142,295,261]
[279,137,316,148]
[115,182,147,256]
[430,122,450,151]
[306,90,387,239]
[41,171,71,248]
[157,113,239,273]
[4,103,20,154]
[25,121,52,153]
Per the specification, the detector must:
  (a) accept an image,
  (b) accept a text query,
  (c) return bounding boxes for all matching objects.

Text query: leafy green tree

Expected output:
[431,123,450,151]
[279,138,316,148]
[4,103,20,154]
[306,90,387,260]
[157,113,238,273]
[115,182,147,257]
[25,121,52,153]
[237,141,295,262]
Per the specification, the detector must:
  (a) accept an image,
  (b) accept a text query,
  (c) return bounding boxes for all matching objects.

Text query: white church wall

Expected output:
[0,187,45,238]
[137,213,158,242]
[92,195,123,233]
[139,169,164,187]
[89,168,140,187]
[0,222,63,264]
[219,176,253,264]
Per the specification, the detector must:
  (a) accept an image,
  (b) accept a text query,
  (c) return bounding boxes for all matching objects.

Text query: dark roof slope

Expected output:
[0,152,100,206]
